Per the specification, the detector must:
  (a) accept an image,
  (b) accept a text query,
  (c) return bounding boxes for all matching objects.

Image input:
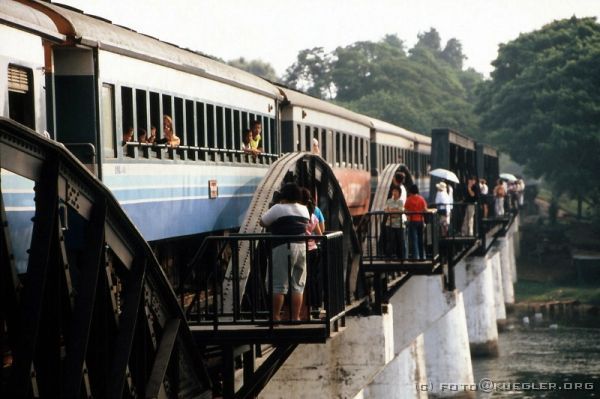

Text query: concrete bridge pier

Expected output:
[455,257,499,357]
[355,332,427,399]
[260,310,394,398]
[423,291,475,398]
[497,237,515,307]
[490,250,507,330]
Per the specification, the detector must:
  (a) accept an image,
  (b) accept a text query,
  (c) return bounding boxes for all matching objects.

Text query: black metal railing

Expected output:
[179,232,345,336]
[360,210,440,263]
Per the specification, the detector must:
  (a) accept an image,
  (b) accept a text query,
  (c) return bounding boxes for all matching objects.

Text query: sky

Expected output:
[56,0,599,77]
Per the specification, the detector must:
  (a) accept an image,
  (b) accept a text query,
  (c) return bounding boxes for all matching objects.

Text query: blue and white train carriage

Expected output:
[1,0,281,248]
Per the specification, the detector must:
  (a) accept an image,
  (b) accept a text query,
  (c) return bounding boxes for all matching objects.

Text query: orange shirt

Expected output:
[404,194,428,222]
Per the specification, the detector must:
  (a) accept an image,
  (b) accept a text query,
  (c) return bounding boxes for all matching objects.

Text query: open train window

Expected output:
[101,84,116,158]
[174,97,184,144]
[135,89,147,141]
[162,95,172,122]
[149,91,160,136]
[321,129,328,160]
[335,132,340,166]
[233,110,241,150]
[216,106,224,149]
[185,100,195,146]
[225,108,233,150]
[7,64,35,129]
[305,125,311,152]
[269,117,276,154]
[360,138,364,169]
[206,104,215,148]
[197,102,206,147]
[121,87,133,142]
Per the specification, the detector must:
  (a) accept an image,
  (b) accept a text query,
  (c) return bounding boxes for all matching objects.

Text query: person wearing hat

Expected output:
[435,181,453,236]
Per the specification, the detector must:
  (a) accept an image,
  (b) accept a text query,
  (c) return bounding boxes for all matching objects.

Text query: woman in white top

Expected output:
[435,181,453,235]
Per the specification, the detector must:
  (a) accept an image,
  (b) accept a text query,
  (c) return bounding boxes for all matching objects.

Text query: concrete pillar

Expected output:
[260,311,394,399]
[357,334,428,399]
[455,257,499,356]
[509,234,518,283]
[389,275,451,351]
[498,238,515,306]
[424,291,475,398]
[490,250,507,329]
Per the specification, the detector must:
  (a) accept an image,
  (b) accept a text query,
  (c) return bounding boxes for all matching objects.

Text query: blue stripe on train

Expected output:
[123,195,253,241]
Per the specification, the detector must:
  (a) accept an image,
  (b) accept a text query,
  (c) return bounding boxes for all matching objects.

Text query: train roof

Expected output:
[26,1,281,99]
[0,1,65,41]
[369,117,431,145]
[278,86,372,127]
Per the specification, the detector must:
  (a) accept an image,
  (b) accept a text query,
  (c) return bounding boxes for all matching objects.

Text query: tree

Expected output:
[227,57,278,81]
[477,17,600,218]
[282,47,334,99]
[441,38,466,70]
[282,32,482,137]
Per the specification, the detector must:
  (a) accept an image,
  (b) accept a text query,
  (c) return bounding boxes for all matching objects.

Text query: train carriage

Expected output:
[1,0,283,245]
[278,86,372,217]
[368,117,431,199]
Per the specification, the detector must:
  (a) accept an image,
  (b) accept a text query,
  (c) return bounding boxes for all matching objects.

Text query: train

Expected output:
[0,1,433,271]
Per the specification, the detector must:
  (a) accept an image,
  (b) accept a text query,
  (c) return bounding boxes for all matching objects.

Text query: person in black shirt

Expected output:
[461,175,480,236]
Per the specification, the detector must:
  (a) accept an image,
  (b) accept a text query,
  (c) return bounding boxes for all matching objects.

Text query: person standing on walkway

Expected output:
[404,184,428,260]
[260,183,309,321]
[461,176,480,236]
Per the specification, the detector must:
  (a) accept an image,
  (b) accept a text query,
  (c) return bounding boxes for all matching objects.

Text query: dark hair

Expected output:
[391,186,401,193]
[279,183,302,203]
[138,128,146,137]
[408,184,419,195]
[394,172,405,183]
[300,187,315,215]
[251,120,261,128]
[242,128,252,145]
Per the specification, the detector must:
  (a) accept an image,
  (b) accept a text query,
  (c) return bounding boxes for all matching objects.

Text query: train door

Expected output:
[52,47,99,175]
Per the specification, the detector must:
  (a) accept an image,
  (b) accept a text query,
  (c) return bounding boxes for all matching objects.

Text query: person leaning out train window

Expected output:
[155,115,180,147]
[147,125,157,144]
[122,127,134,146]
[242,129,260,156]
[137,128,147,143]
[250,120,262,154]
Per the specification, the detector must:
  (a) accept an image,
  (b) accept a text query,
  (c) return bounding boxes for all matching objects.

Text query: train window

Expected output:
[342,134,347,165]
[334,132,339,165]
[354,136,359,168]
[101,84,116,158]
[174,97,184,144]
[348,135,354,167]
[321,129,328,160]
[197,102,206,147]
[296,124,302,151]
[270,118,276,154]
[216,106,224,149]
[225,108,233,150]
[162,94,172,122]
[233,110,241,150]
[360,138,364,169]
[149,91,160,135]
[185,100,195,146]
[121,87,134,142]
[305,125,311,151]
[7,64,35,129]
[135,90,147,141]
[206,104,215,148]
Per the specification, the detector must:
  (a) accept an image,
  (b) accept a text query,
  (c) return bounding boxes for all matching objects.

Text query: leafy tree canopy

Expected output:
[283,31,480,136]
[227,57,278,82]
[477,17,600,213]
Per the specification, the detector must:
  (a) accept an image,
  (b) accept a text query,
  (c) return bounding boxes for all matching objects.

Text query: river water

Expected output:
[472,324,600,398]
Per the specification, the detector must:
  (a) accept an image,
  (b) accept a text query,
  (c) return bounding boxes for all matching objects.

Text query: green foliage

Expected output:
[283,31,482,136]
[478,17,600,212]
[227,57,278,82]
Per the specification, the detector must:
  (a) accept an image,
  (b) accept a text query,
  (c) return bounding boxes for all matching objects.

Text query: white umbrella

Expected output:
[429,168,459,184]
[500,173,518,182]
